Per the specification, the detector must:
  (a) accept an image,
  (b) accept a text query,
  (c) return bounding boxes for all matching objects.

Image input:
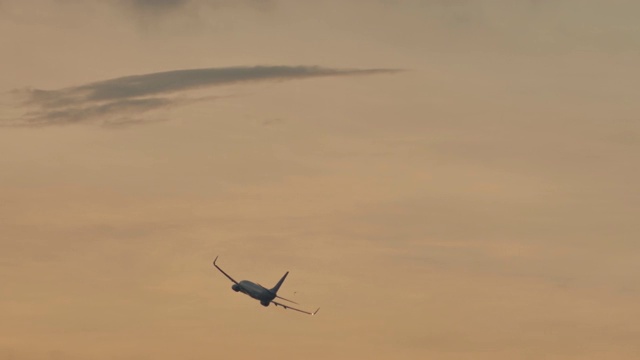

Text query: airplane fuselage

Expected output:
[233,280,275,305]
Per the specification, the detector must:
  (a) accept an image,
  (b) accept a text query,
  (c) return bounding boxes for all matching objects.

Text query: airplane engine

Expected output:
[231,284,240,292]
[260,300,270,307]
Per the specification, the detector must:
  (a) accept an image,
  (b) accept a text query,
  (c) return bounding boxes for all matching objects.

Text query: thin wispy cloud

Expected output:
[4,65,399,127]
[130,0,188,9]
[123,0,271,12]
[119,0,275,19]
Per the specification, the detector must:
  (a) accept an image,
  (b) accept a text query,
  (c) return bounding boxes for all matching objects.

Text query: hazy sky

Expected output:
[1,1,639,359]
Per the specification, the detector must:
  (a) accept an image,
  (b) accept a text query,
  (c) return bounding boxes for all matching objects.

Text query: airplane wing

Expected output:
[212,256,239,285]
[272,300,320,316]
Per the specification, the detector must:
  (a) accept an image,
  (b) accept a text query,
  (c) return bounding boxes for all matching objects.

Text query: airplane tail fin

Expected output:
[270,271,289,294]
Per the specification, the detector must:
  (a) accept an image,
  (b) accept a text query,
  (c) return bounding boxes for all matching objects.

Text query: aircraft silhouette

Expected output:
[213,256,320,315]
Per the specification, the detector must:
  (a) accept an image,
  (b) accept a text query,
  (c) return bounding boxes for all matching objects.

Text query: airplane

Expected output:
[212,256,320,316]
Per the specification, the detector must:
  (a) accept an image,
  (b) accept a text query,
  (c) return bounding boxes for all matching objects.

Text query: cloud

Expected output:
[3,65,400,127]
[119,0,274,17]
[130,0,188,9]
[122,0,269,11]
[122,0,191,14]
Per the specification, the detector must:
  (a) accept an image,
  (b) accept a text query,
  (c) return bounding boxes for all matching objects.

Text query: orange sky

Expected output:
[1,1,639,359]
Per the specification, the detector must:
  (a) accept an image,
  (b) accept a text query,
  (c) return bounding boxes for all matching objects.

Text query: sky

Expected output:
[1,0,639,359]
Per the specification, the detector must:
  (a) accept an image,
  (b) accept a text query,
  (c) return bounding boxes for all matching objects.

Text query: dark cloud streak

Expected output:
[74,66,396,102]
[120,0,274,16]
[123,0,191,14]
[4,65,400,127]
